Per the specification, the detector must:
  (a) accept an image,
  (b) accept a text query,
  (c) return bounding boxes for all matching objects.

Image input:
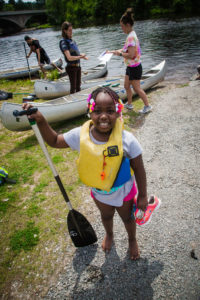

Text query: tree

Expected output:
[0,0,5,11]
[65,0,95,27]
[36,0,45,9]
[44,0,199,28]
[46,0,66,25]
[15,0,26,10]
[8,0,15,5]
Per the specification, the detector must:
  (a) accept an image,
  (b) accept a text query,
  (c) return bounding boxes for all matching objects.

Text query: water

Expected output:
[0,17,200,82]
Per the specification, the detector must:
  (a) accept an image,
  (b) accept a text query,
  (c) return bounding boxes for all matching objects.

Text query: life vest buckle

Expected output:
[103,145,119,157]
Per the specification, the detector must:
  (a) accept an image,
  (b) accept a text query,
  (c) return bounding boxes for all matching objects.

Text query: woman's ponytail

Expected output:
[120,8,134,26]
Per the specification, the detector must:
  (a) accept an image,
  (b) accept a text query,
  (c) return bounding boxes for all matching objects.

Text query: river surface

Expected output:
[0,17,200,82]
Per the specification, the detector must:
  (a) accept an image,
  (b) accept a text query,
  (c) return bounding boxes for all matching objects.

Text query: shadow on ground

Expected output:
[68,243,164,300]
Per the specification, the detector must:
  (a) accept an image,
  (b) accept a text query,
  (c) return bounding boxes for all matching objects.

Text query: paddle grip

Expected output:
[13,108,38,117]
[55,175,70,204]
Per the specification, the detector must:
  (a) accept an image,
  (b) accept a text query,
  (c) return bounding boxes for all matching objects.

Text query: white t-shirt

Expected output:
[63,127,142,206]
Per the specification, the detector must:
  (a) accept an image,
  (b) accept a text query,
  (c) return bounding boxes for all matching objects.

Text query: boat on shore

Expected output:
[0,60,166,131]
[0,58,63,80]
[34,62,108,99]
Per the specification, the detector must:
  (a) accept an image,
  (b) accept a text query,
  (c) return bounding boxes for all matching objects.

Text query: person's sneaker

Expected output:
[132,195,161,225]
[124,103,133,110]
[139,105,152,114]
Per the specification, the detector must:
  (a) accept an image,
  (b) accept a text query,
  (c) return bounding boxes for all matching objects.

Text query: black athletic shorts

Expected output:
[37,52,51,65]
[126,63,142,80]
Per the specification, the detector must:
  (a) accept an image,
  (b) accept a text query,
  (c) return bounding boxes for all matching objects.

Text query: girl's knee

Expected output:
[101,213,114,222]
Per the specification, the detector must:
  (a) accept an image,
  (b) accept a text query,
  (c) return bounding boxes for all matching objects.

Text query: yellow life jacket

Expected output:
[77,118,124,192]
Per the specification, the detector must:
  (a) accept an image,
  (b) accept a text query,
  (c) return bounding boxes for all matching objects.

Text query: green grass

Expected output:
[10,222,39,253]
[0,191,17,214]
[0,78,34,104]
[52,154,65,164]
[0,77,157,297]
[39,69,60,80]
[33,182,49,193]
[26,202,42,217]
[179,83,189,87]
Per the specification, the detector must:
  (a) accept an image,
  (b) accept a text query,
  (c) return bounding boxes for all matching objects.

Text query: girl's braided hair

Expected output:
[91,86,119,103]
[87,86,124,117]
[120,8,134,26]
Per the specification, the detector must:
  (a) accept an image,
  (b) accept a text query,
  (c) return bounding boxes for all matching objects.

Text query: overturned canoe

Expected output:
[34,62,108,100]
[0,60,166,131]
[0,58,63,80]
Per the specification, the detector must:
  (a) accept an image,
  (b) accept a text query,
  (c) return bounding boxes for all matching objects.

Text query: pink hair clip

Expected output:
[90,102,95,112]
[87,93,92,103]
[115,98,124,113]
[87,96,96,113]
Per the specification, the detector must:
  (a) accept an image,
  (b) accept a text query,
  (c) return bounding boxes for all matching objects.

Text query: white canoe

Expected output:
[0,60,166,131]
[34,62,108,99]
[0,58,63,80]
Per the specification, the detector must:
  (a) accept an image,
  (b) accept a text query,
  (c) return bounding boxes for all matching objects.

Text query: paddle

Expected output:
[23,42,31,80]
[13,108,97,248]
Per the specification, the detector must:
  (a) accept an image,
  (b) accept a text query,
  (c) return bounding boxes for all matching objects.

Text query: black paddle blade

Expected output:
[67,209,97,247]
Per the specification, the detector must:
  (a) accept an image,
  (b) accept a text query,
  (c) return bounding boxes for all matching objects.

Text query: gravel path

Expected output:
[44,81,200,300]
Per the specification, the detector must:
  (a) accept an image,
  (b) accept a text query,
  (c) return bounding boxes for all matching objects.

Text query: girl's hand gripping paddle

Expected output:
[13,108,97,247]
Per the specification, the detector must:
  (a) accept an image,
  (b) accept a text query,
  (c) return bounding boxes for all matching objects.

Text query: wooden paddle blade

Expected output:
[67,209,97,247]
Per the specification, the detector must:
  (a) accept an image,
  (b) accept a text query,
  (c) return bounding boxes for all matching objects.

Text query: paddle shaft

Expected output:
[32,122,73,210]
[23,42,31,80]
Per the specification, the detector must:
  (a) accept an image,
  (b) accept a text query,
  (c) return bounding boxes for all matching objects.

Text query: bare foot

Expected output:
[102,233,113,253]
[129,238,140,260]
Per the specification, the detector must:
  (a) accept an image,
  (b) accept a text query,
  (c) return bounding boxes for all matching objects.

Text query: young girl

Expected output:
[108,8,152,113]
[22,87,155,260]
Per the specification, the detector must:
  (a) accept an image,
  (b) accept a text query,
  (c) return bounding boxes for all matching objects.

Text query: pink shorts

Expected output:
[91,181,138,202]
[123,181,137,202]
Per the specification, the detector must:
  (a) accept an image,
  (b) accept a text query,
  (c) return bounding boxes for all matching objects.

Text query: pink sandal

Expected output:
[132,195,161,226]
